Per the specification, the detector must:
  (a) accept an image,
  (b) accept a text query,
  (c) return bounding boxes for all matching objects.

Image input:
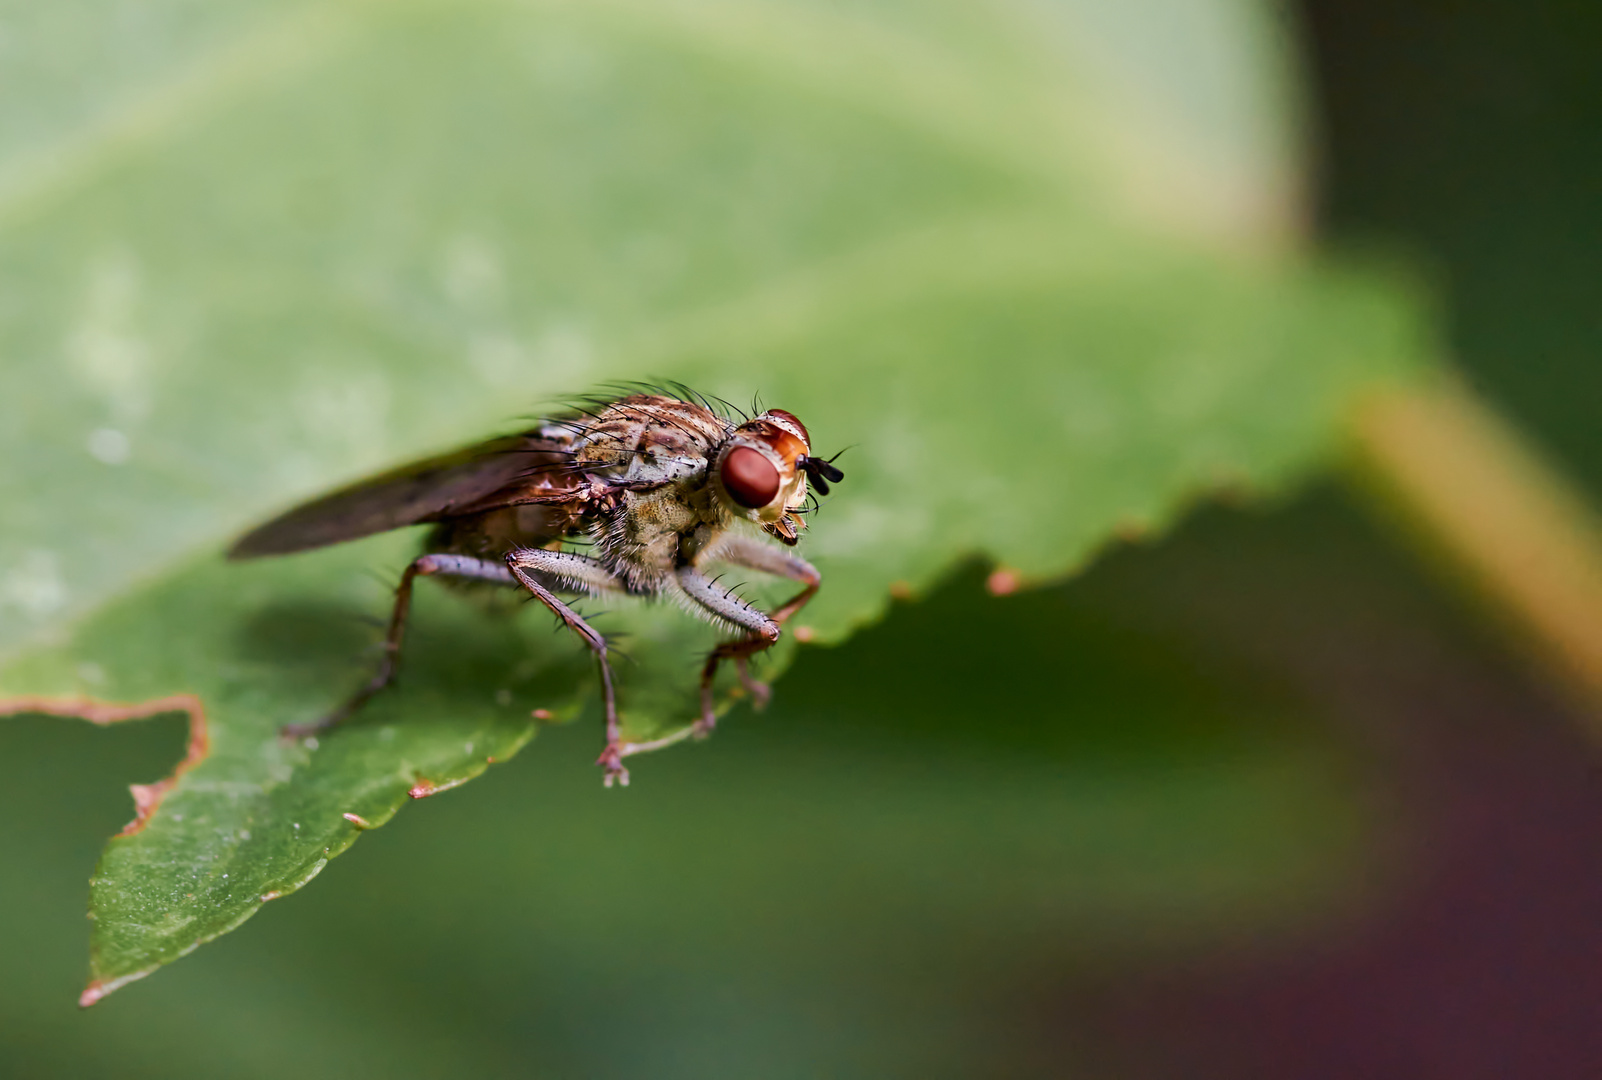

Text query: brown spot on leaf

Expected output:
[986,568,1020,596]
[408,776,467,799]
[0,694,210,837]
[793,625,816,643]
[889,580,914,601]
[1116,517,1152,542]
[531,708,555,721]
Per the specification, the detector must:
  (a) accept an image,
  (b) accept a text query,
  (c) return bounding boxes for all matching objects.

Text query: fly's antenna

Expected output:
[798,447,846,495]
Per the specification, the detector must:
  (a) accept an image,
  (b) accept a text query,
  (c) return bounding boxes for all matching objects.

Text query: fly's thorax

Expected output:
[675,522,722,566]
[591,477,714,588]
[571,394,728,486]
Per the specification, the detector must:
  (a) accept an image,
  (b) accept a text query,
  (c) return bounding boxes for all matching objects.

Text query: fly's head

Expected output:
[712,409,844,546]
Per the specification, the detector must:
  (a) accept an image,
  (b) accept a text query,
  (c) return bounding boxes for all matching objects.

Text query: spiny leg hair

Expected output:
[681,537,820,733]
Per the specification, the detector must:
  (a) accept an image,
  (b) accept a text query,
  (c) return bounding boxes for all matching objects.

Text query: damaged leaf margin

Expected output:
[0,695,212,1006]
[0,695,211,843]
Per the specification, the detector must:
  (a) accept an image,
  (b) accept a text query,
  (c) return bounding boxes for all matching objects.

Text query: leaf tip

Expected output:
[78,967,151,1008]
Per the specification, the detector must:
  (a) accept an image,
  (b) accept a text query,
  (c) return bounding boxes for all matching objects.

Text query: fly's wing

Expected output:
[228,432,582,558]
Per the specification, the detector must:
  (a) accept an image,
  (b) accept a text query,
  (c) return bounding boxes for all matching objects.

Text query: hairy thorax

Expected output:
[600,480,730,591]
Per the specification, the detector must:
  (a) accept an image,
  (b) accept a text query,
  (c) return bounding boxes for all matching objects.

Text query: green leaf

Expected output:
[0,0,1431,1000]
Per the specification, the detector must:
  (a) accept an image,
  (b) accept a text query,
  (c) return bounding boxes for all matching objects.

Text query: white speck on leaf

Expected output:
[1,549,67,616]
[87,427,131,464]
[295,367,392,468]
[67,249,154,425]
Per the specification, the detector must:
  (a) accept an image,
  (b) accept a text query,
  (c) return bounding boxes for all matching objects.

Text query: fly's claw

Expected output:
[735,657,772,711]
[743,678,773,712]
[597,744,631,788]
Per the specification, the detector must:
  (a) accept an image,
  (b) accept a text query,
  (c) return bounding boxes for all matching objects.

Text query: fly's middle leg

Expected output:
[284,553,516,740]
[503,547,631,787]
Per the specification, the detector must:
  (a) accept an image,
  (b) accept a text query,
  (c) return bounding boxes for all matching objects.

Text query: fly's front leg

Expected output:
[675,567,778,735]
[695,537,820,717]
[286,553,516,740]
[503,547,632,787]
[677,541,818,736]
[702,536,821,626]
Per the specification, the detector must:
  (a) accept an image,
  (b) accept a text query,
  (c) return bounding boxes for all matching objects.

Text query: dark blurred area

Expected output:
[1087,0,1602,1074]
[1309,0,1602,499]
[3,2,1600,1077]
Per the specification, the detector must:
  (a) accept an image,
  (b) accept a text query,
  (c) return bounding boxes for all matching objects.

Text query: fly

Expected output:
[228,386,844,786]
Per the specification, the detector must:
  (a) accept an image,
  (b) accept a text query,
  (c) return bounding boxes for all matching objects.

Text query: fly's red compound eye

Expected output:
[721,446,781,508]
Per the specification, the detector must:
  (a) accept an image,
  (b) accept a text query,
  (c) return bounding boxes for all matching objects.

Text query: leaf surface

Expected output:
[0,0,1430,997]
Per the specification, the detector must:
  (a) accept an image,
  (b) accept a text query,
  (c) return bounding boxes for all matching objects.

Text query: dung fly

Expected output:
[229,387,844,786]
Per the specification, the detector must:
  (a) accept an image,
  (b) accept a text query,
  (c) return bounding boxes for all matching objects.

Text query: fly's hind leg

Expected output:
[503,547,632,787]
[284,553,517,740]
[677,540,819,736]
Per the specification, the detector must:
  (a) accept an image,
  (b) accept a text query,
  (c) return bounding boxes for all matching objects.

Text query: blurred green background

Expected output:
[3,0,1600,1076]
